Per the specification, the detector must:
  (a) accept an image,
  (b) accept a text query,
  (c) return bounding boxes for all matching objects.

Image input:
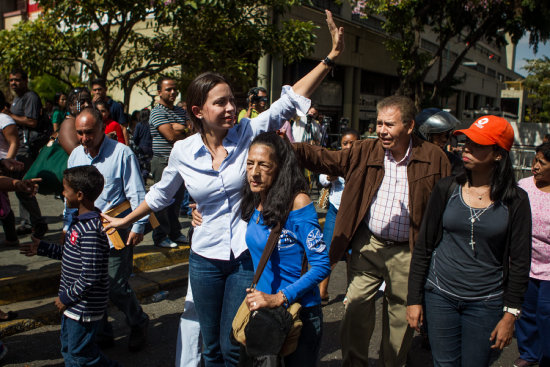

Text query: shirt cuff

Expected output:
[131,222,145,234]
[282,85,311,116]
[58,291,73,306]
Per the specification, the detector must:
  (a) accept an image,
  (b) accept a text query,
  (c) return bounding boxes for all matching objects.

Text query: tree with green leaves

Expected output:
[0,0,316,109]
[351,0,550,108]
[523,56,550,123]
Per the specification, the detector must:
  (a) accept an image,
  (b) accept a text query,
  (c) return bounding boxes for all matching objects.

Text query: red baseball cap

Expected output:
[454,115,514,151]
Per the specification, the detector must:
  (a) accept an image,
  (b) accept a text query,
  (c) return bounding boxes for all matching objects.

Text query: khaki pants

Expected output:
[341,223,414,367]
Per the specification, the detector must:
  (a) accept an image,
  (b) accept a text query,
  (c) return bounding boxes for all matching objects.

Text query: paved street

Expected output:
[1,193,521,366]
[2,261,520,366]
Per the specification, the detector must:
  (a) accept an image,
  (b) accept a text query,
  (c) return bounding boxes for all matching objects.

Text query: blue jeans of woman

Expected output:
[424,287,503,367]
[189,250,254,367]
[516,278,550,367]
[322,203,337,249]
[284,305,323,367]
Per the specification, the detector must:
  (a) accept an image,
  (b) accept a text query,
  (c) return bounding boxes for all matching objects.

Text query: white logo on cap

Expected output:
[475,117,489,129]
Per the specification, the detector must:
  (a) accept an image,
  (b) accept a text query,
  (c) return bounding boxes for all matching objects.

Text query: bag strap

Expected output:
[251,192,307,288]
[251,220,284,287]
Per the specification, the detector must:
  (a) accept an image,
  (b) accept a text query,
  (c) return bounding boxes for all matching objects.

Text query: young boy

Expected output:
[21,166,119,366]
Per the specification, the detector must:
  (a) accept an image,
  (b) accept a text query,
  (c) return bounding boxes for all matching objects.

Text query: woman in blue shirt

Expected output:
[242,131,330,366]
[102,10,343,367]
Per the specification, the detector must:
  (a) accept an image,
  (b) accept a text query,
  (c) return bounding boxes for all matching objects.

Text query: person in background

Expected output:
[237,87,268,123]
[129,110,141,133]
[361,123,377,139]
[407,116,531,366]
[90,78,129,144]
[132,109,153,183]
[149,76,189,248]
[240,131,330,366]
[0,90,21,246]
[58,87,93,155]
[414,108,462,175]
[317,128,359,304]
[51,92,68,133]
[95,100,126,145]
[100,10,344,367]
[292,106,321,145]
[514,142,550,367]
[7,68,49,239]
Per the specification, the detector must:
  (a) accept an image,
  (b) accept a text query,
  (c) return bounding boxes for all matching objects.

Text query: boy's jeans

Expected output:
[61,315,120,367]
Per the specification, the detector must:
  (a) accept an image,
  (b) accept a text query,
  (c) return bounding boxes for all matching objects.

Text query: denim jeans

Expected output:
[189,250,254,367]
[425,287,503,367]
[60,315,120,367]
[322,203,337,250]
[516,278,550,367]
[284,305,323,367]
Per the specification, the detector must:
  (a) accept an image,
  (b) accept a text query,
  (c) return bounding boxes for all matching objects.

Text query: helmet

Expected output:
[415,108,460,141]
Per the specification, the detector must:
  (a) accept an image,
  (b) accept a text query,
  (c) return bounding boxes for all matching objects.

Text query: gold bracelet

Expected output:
[280,290,289,308]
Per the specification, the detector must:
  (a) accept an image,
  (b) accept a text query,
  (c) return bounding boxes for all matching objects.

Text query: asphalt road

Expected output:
[2,261,520,367]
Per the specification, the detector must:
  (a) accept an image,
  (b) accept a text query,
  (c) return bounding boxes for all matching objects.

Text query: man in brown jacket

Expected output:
[293,95,451,367]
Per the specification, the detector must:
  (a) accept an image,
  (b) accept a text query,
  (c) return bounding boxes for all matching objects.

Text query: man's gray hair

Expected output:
[377,95,417,124]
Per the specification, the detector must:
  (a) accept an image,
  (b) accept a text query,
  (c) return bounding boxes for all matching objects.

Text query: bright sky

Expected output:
[515,34,550,77]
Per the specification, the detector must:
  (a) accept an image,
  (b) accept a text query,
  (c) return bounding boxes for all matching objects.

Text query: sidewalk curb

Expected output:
[0,245,190,306]
[0,262,189,338]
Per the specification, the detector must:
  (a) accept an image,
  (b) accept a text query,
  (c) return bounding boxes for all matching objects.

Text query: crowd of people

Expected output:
[0,8,547,367]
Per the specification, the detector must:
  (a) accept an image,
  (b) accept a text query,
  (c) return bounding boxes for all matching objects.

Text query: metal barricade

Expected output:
[510,146,536,181]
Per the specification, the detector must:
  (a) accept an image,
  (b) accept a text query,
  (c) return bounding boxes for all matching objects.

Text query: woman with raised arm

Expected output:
[406,116,531,366]
[102,10,343,367]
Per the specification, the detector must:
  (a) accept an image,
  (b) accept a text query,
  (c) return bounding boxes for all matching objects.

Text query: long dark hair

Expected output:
[241,132,308,227]
[456,145,519,205]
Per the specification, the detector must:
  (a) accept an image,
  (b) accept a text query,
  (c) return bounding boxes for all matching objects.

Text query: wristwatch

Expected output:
[322,56,335,68]
[503,306,521,319]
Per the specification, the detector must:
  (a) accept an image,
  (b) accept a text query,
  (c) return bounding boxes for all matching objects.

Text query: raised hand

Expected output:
[326,10,345,60]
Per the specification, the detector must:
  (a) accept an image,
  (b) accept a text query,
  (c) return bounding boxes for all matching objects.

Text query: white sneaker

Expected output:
[173,234,189,244]
[156,238,178,248]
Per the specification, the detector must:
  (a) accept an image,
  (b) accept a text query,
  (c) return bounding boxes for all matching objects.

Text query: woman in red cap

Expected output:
[406,115,532,366]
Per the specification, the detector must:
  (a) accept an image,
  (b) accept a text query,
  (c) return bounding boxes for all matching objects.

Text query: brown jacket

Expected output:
[294,136,451,265]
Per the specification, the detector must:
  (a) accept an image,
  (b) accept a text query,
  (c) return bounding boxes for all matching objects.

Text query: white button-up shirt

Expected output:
[145,86,310,260]
[366,139,412,242]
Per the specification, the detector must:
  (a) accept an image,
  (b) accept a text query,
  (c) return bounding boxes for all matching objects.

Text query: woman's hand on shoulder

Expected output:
[292,192,311,211]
